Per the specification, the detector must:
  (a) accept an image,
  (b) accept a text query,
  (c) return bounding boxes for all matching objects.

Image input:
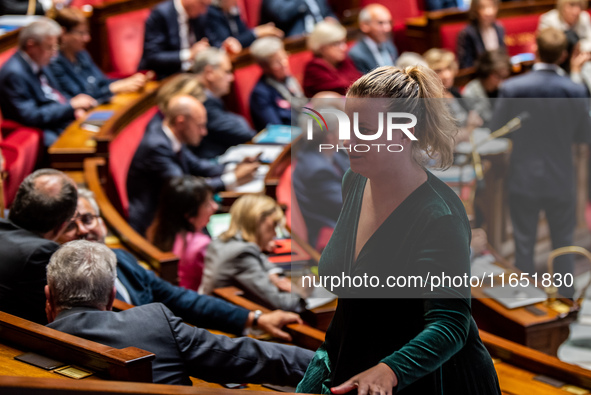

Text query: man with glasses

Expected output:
[0,169,77,324]
[57,188,304,341]
[0,18,97,146]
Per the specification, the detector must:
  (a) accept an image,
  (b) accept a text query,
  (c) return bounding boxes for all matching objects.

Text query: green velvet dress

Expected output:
[296,170,501,394]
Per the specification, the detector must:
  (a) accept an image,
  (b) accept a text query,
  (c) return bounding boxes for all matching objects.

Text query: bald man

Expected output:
[348,4,398,74]
[0,169,77,324]
[127,94,258,235]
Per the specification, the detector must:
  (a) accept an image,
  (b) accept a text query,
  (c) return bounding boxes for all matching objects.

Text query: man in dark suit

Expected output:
[260,0,335,37]
[250,37,305,131]
[0,18,97,146]
[56,188,304,341]
[491,27,591,297]
[193,48,256,158]
[46,240,314,385]
[127,94,258,235]
[139,0,240,79]
[348,4,398,74]
[0,169,77,324]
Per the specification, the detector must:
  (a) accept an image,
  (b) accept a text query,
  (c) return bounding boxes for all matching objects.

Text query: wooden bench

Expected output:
[0,311,154,382]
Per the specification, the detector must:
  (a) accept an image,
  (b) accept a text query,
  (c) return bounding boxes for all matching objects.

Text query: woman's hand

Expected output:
[331,363,398,395]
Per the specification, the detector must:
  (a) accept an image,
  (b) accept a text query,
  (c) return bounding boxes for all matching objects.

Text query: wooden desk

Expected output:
[472,281,578,356]
[49,81,159,171]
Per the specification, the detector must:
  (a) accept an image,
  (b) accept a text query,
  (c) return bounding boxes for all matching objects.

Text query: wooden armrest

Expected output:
[213,286,325,350]
[0,311,154,382]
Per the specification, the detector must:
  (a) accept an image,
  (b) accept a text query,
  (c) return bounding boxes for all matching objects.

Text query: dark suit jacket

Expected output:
[48,303,314,385]
[0,0,44,15]
[293,150,349,246]
[260,0,335,37]
[127,114,226,235]
[48,50,113,103]
[0,218,59,324]
[203,5,256,48]
[139,0,206,79]
[348,38,398,74]
[250,76,293,131]
[424,0,459,11]
[190,95,256,159]
[0,51,74,132]
[456,22,506,69]
[491,68,590,199]
[113,248,249,335]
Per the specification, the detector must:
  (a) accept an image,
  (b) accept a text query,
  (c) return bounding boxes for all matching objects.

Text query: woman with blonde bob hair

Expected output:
[303,21,361,97]
[296,66,501,394]
[200,194,306,312]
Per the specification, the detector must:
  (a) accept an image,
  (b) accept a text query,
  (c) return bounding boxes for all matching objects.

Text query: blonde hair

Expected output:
[219,194,284,243]
[307,21,347,54]
[347,66,457,169]
[156,74,205,112]
[424,48,458,73]
[250,37,284,64]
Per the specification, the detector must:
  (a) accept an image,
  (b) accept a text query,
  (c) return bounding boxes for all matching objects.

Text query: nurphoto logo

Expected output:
[302,107,417,153]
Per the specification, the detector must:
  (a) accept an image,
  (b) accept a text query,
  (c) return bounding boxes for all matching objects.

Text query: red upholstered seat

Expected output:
[288,50,314,87]
[277,162,333,252]
[108,106,159,218]
[0,48,16,69]
[233,63,262,126]
[440,14,541,57]
[241,0,261,29]
[106,9,151,76]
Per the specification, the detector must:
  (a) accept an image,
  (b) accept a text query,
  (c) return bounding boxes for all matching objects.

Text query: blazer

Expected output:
[250,76,294,131]
[293,150,349,247]
[0,51,74,132]
[203,5,257,48]
[201,235,306,312]
[0,218,59,324]
[303,56,362,97]
[424,0,459,11]
[190,95,256,159]
[49,50,113,103]
[139,0,207,79]
[260,0,335,37]
[127,114,226,235]
[456,22,506,69]
[48,303,314,385]
[348,37,398,74]
[113,248,249,335]
[491,68,590,199]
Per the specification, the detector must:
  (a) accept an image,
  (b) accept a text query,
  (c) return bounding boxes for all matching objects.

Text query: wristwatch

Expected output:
[252,310,263,328]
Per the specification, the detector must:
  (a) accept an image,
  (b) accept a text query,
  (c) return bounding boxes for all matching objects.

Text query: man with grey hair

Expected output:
[0,18,97,146]
[192,47,256,158]
[46,240,314,385]
[249,36,305,131]
[0,169,77,324]
[348,4,398,74]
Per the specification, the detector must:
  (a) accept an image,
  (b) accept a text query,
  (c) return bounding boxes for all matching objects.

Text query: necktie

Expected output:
[38,70,66,104]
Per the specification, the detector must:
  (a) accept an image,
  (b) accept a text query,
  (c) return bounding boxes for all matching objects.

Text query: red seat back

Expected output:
[106,8,151,75]
[0,48,16,70]
[108,106,159,217]
[233,63,262,126]
[276,162,309,243]
[241,0,261,28]
[288,51,314,87]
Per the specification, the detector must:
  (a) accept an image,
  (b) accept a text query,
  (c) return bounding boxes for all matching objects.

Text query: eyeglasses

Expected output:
[64,213,99,233]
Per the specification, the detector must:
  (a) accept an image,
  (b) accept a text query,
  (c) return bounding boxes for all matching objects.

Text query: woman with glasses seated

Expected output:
[49,8,149,103]
[303,21,361,97]
[200,194,306,312]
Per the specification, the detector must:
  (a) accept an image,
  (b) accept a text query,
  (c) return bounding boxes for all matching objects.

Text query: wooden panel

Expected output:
[0,311,154,382]
[84,157,179,284]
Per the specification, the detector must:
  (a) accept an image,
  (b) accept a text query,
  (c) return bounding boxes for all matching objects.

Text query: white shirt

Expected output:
[174,0,193,71]
[533,62,566,77]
